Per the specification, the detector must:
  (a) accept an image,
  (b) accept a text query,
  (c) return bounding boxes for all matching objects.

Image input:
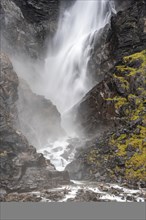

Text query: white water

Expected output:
[38,0,116,170]
[38,138,76,171]
[12,0,116,170]
[30,181,145,202]
[43,0,115,114]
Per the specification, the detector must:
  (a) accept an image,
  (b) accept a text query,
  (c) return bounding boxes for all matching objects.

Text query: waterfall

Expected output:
[43,0,115,114]
[38,0,116,170]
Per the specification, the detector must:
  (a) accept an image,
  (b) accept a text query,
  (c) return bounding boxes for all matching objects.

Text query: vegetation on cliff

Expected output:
[109,50,146,184]
[67,50,146,188]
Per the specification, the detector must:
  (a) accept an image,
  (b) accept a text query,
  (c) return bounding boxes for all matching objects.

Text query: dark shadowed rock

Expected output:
[88,0,146,83]
[13,0,60,24]
[0,0,61,57]
[1,0,75,58]
[0,52,70,193]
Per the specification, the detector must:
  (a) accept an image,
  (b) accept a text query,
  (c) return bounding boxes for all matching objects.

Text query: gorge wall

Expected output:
[0,52,70,194]
[0,0,71,194]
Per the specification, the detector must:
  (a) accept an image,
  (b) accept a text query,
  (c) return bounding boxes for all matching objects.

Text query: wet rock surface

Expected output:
[1,181,145,202]
[0,52,70,193]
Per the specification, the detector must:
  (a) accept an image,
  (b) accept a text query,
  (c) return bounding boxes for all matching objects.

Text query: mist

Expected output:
[3,0,115,170]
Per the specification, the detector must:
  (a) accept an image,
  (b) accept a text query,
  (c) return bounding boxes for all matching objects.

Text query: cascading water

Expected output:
[38,0,116,171]
[43,0,115,114]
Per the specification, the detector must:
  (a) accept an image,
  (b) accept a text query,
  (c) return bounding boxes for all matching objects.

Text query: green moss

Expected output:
[117,134,127,141]
[128,94,143,105]
[130,102,145,121]
[116,50,146,78]
[125,146,146,181]
[86,50,146,183]
[105,96,128,110]
[126,168,146,181]
[113,74,129,90]
[117,144,127,156]
[137,87,146,96]
[87,149,98,165]
[116,66,136,76]
[109,125,146,180]
[115,97,127,109]
[124,50,146,66]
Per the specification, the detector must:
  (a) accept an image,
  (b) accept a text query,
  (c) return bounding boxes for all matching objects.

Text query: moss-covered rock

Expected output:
[67,50,146,188]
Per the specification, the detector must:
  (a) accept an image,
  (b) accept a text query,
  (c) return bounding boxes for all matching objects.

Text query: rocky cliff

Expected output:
[73,0,146,136]
[66,50,146,188]
[1,0,66,148]
[0,53,70,195]
[66,0,146,188]
[88,0,146,83]
[1,0,74,58]
[1,0,60,57]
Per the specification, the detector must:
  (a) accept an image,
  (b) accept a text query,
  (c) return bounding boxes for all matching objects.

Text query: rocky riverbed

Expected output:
[1,181,145,202]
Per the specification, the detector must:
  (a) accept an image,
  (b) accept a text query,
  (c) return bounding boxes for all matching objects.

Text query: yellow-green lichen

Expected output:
[109,125,146,180]
[87,149,98,165]
[113,74,129,90]
[87,50,146,183]
[116,66,136,76]
[124,50,146,67]
[125,146,146,181]
[105,96,128,110]
[114,97,128,109]
[116,50,146,77]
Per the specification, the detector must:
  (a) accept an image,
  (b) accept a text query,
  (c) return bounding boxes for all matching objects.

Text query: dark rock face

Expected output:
[17,79,65,148]
[66,49,146,188]
[72,76,117,137]
[88,0,146,83]
[13,0,60,24]
[0,52,70,193]
[1,0,60,57]
[65,2,146,189]
[1,0,65,148]
[110,0,146,60]
[75,0,146,137]
[1,0,75,58]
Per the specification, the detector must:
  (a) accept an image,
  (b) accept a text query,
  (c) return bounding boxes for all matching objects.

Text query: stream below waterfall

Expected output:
[29,180,145,202]
[36,138,145,202]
